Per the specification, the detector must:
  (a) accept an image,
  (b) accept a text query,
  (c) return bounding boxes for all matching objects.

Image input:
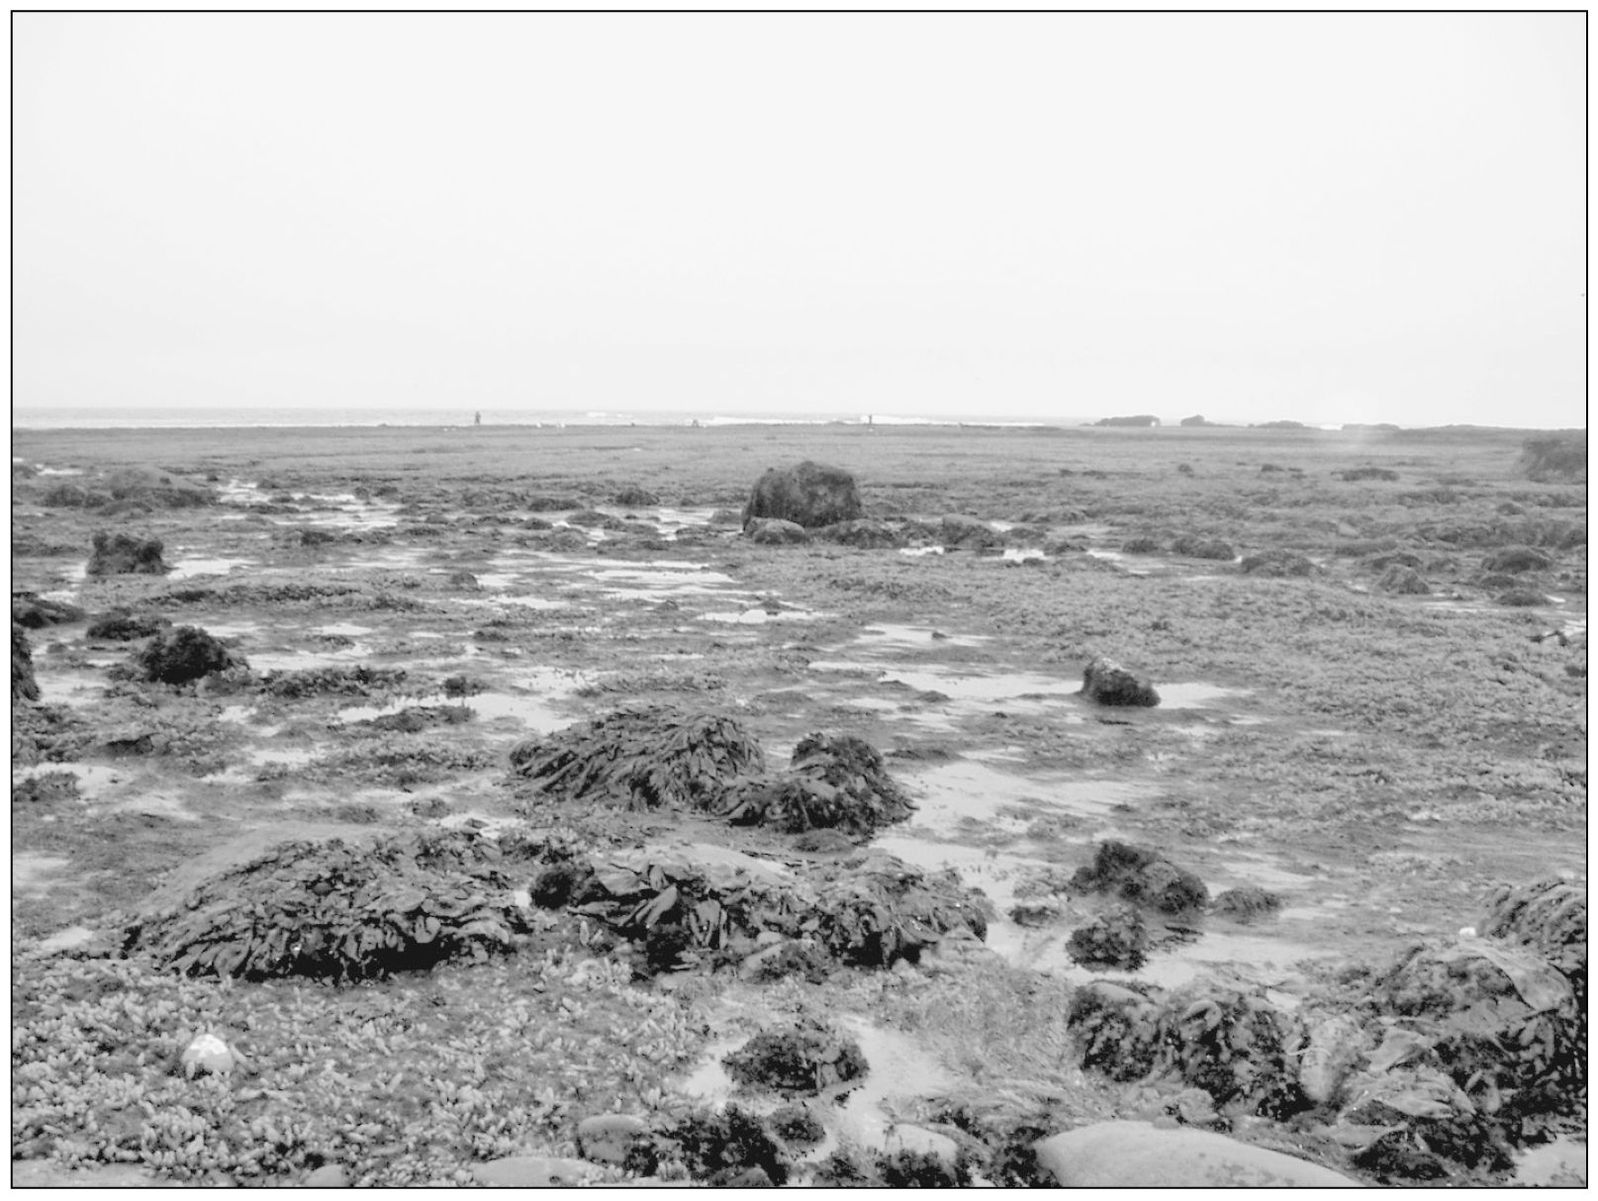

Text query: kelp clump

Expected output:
[135,625,248,685]
[1067,978,1307,1118]
[1072,841,1209,914]
[86,609,170,641]
[509,707,766,813]
[125,829,549,982]
[544,843,991,975]
[723,1022,868,1095]
[1480,879,1586,1006]
[719,733,916,837]
[86,530,170,576]
[1065,905,1148,970]
[260,665,408,698]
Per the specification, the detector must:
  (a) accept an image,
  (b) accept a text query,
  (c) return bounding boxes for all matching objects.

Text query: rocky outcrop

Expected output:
[742,461,862,530]
[87,610,171,641]
[11,593,86,628]
[1377,565,1430,595]
[1081,656,1159,707]
[612,485,660,507]
[817,519,904,549]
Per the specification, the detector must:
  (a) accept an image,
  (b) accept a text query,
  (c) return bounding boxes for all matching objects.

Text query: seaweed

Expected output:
[124,829,551,982]
[1071,840,1208,914]
[718,733,916,837]
[12,623,40,702]
[86,530,169,576]
[723,1023,867,1095]
[1066,905,1148,970]
[135,625,248,685]
[509,707,766,813]
[86,610,171,641]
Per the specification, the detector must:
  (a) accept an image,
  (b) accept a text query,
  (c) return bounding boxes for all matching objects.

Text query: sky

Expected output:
[11,13,1587,428]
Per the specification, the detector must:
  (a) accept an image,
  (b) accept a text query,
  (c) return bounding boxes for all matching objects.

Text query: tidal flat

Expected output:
[9,421,1587,1186]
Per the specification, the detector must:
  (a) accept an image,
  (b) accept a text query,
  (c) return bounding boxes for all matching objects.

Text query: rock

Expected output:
[1081,656,1159,707]
[1169,535,1235,560]
[1072,841,1207,914]
[1066,904,1148,969]
[86,609,170,641]
[918,929,1004,976]
[613,485,660,507]
[792,829,856,854]
[1298,1014,1371,1106]
[742,461,863,529]
[11,593,86,629]
[1482,546,1554,574]
[135,625,248,685]
[1121,535,1162,554]
[471,1156,603,1187]
[577,1113,650,1165]
[816,518,904,548]
[1239,550,1316,577]
[723,1023,867,1095]
[86,530,170,576]
[181,1032,236,1078]
[1212,886,1283,923]
[1376,565,1429,595]
[1034,1121,1358,1187]
[884,1124,961,1166]
[12,623,40,703]
[940,514,1005,550]
[300,1164,349,1187]
[745,517,810,545]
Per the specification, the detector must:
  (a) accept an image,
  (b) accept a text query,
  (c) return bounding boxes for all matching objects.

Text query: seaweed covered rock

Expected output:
[556,842,991,974]
[509,707,766,813]
[719,733,916,838]
[125,828,546,982]
[1169,535,1236,560]
[816,519,904,549]
[742,461,862,530]
[86,531,169,576]
[105,466,214,508]
[1376,564,1430,595]
[1211,886,1283,924]
[1073,842,1207,914]
[12,623,40,702]
[1239,550,1315,577]
[1066,905,1148,970]
[612,485,660,507]
[940,514,1005,550]
[1482,546,1555,574]
[260,665,408,698]
[1121,536,1162,554]
[135,625,247,685]
[1067,978,1307,1118]
[1479,880,1586,1003]
[723,1022,868,1095]
[11,593,86,629]
[627,1105,791,1186]
[1081,656,1159,707]
[86,609,170,641]
[745,517,809,545]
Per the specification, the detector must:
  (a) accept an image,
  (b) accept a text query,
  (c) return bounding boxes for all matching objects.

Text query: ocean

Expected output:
[10,405,1066,431]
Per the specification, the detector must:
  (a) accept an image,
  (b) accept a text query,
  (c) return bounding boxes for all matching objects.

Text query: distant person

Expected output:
[474,411,481,426]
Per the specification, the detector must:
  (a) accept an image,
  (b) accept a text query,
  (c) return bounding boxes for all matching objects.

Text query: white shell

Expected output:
[181,1032,235,1077]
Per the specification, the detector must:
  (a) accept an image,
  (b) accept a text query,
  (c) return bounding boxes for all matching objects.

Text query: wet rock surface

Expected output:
[1034,1121,1358,1187]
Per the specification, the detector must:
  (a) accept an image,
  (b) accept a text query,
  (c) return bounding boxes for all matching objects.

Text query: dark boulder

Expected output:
[1072,840,1208,914]
[719,733,916,837]
[87,531,169,576]
[1212,887,1283,923]
[1121,536,1162,554]
[1066,905,1148,970]
[723,1023,867,1095]
[135,625,248,685]
[12,623,40,702]
[1081,656,1159,707]
[742,461,862,530]
[746,518,809,546]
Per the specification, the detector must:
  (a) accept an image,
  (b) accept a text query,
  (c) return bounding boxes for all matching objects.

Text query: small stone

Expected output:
[181,1032,235,1078]
[472,1156,602,1188]
[301,1164,348,1187]
[577,1114,649,1165]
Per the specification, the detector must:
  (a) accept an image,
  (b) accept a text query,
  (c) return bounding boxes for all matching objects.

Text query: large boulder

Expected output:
[134,625,247,685]
[1081,655,1160,707]
[86,531,169,576]
[1034,1122,1356,1187]
[742,461,862,530]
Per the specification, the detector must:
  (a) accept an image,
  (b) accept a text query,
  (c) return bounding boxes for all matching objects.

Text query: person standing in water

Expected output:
[474,411,481,426]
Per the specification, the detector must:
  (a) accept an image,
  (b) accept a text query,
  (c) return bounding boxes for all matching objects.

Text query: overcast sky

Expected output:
[12,13,1586,427]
